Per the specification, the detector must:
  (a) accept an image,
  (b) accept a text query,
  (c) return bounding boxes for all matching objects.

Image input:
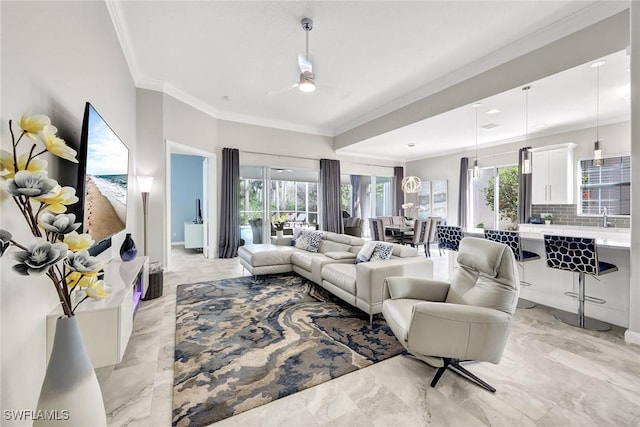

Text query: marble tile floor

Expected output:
[96,245,640,427]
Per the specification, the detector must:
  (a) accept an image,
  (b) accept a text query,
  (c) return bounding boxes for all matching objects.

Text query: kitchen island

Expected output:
[515,224,630,327]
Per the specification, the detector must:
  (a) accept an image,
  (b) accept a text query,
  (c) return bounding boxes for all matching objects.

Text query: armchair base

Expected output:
[431,358,496,393]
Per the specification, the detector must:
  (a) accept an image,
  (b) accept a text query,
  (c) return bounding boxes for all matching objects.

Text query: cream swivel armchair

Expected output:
[382,237,519,392]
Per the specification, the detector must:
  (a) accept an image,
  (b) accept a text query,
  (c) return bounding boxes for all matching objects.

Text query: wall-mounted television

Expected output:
[77,102,130,256]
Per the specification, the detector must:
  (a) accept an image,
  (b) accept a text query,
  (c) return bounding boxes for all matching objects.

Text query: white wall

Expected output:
[627,1,640,345]
[406,121,631,225]
[0,1,137,422]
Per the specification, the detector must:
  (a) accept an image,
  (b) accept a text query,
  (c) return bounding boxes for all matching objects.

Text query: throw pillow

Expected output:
[370,242,394,261]
[356,241,377,263]
[290,228,305,246]
[294,230,323,252]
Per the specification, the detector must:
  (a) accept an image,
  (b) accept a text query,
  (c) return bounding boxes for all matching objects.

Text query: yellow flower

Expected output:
[64,231,95,253]
[0,150,48,179]
[17,113,51,140]
[35,186,79,213]
[38,125,78,163]
[84,277,111,300]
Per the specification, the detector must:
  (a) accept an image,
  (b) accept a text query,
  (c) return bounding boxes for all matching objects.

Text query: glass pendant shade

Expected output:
[521,149,532,174]
[593,140,603,166]
[472,159,480,178]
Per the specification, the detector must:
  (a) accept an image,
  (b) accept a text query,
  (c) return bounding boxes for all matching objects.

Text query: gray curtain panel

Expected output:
[518,147,533,224]
[457,157,469,228]
[350,174,362,218]
[320,159,344,233]
[218,147,240,258]
[394,166,404,216]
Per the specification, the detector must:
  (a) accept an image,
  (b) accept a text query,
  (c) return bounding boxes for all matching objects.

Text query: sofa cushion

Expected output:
[319,239,352,254]
[370,242,394,261]
[238,244,294,267]
[321,263,357,294]
[356,241,377,263]
[291,250,330,272]
[294,230,323,252]
[325,251,357,261]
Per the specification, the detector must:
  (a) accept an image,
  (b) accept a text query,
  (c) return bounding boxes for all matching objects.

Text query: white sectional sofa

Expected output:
[238,232,433,323]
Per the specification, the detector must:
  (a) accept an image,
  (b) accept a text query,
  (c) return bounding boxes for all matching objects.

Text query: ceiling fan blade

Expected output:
[298,52,313,74]
[267,82,299,96]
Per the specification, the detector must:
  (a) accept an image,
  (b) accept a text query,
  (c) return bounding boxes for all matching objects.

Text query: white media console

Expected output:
[46,256,149,368]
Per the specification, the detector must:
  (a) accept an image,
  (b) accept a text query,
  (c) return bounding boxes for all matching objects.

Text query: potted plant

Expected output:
[543,215,553,225]
[0,113,110,425]
[272,219,286,238]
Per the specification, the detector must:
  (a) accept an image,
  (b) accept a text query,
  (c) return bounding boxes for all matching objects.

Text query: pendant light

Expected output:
[401,176,422,193]
[592,60,606,166]
[521,86,532,175]
[472,102,481,178]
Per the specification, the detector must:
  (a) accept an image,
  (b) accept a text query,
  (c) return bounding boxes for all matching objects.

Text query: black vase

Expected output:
[119,233,138,262]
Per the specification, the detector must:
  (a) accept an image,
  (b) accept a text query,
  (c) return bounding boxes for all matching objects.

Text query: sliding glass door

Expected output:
[239,166,319,244]
[470,165,519,230]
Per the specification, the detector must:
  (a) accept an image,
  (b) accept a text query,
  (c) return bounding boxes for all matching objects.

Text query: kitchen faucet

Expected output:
[603,207,611,228]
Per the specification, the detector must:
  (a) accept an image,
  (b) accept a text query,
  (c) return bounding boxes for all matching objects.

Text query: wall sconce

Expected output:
[401,176,422,193]
[137,175,154,256]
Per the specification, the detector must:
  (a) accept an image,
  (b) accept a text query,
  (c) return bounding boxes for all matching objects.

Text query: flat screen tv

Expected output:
[77,102,130,256]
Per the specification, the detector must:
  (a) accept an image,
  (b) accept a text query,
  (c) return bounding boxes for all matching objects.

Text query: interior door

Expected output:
[201,157,209,257]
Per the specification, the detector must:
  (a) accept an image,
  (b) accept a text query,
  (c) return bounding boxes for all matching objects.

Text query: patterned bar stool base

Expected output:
[544,235,617,332]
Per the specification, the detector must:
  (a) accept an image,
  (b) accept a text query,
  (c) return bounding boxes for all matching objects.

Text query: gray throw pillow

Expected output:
[356,241,377,263]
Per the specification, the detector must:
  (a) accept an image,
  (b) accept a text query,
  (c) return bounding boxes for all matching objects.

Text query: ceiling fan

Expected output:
[268,18,350,99]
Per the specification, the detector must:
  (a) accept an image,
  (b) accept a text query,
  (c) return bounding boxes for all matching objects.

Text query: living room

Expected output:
[2,1,639,426]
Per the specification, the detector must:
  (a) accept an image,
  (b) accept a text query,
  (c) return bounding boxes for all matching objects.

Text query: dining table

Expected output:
[385,225,414,245]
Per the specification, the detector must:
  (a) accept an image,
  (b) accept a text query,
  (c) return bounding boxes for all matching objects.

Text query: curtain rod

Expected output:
[241,150,398,169]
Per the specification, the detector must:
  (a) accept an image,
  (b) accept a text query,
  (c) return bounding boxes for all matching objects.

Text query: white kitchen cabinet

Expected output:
[532,144,575,205]
[46,256,149,368]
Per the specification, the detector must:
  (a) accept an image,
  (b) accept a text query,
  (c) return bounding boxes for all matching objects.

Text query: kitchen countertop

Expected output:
[517,224,630,249]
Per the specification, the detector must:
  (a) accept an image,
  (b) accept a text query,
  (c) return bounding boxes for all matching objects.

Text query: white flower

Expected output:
[12,240,68,276]
[6,170,58,198]
[401,203,414,209]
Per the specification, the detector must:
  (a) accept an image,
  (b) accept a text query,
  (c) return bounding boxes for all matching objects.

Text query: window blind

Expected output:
[579,156,630,215]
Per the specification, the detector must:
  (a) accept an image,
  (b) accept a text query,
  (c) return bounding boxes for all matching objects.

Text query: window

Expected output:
[579,156,630,216]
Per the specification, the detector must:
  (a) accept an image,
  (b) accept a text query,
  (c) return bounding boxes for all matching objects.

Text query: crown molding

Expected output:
[105,0,141,83]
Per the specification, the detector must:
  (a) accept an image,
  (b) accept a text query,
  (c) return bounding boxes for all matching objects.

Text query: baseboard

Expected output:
[624,329,640,346]
[171,241,185,246]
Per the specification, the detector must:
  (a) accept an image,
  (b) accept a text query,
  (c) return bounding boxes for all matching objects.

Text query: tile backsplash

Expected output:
[531,204,630,228]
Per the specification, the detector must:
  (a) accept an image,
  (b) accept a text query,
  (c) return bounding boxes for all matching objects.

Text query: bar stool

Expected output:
[436,225,462,279]
[484,229,540,309]
[436,225,462,254]
[543,234,617,331]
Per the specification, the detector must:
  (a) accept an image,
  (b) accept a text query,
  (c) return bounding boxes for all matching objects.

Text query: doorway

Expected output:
[165,140,217,270]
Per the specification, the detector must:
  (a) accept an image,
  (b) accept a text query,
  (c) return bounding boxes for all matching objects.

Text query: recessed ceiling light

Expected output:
[407,142,416,148]
[535,123,547,128]
[472,103,482,108]
[590,60,606,68]
[486,109,501,115]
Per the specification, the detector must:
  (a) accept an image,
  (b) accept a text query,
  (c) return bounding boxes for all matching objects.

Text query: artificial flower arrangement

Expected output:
[0,113,110,317]
[401,202,414,220]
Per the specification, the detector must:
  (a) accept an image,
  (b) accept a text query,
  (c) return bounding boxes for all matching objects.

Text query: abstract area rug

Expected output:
[172,273,405,427]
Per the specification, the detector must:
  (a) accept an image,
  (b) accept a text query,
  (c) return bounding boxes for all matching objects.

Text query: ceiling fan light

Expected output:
[299,80,316,92]
[299,71,316,92]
